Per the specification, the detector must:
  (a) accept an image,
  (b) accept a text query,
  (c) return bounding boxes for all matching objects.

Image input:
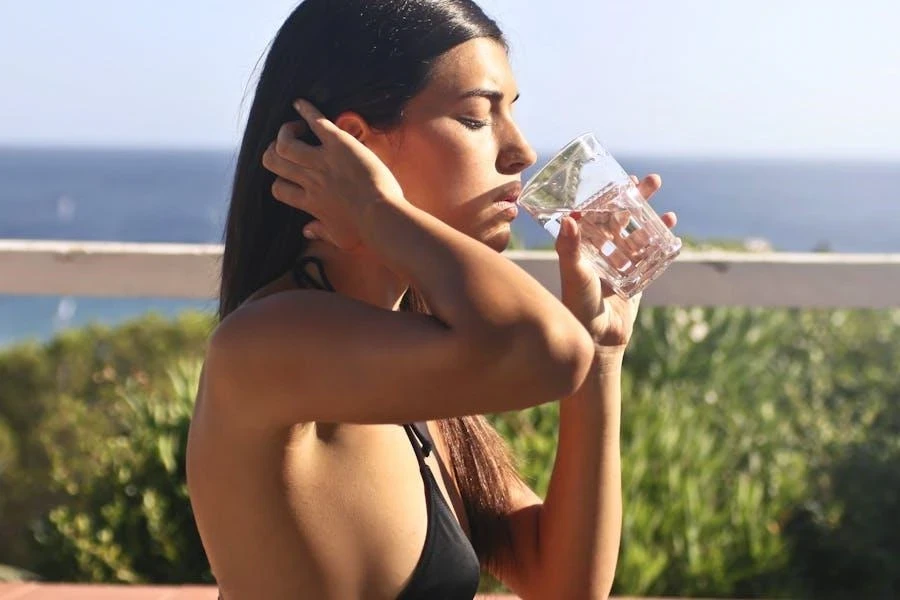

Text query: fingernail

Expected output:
[293,99,305,113]
[303,228,316,240]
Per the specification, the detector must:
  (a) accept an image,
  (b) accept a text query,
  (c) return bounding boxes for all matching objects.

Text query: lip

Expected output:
[495,200,519,219]
[494,182,523,205]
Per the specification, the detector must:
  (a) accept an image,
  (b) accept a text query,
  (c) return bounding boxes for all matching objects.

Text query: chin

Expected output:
[480,227,512,253]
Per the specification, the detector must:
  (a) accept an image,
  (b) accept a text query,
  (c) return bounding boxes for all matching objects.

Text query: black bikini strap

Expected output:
[403,423,433,467]
[291,256,335,292]
[411,422,433,455]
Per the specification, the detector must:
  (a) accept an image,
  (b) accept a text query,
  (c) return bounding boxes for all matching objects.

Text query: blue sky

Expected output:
[1,0,898,158]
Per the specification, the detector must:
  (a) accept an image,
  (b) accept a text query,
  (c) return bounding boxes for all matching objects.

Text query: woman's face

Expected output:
[370,38,538,252]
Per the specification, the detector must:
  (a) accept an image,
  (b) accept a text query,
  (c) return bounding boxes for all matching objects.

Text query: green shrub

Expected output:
[0,311,214,572]
[490,306,900,598]
[614,375,802,598]
[782,436,900,599]
[31,359,211,583]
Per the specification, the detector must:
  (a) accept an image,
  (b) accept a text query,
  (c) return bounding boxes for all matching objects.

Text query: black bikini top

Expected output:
[397,422,481,599]
[291,257,481,599]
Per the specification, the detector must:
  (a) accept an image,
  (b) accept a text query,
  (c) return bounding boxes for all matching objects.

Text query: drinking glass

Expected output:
[519,133,682,298]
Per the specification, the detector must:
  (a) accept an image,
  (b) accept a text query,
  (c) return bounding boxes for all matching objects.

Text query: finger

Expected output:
[619,228,650,262]
[630,174,640,186]
[302,221,320,240]
[281,119,309,140]
[302,220,331,242]
[293,98,341,144]
[637,174,662,200]
[603,243,636,273]
[554,216,581,263]
[661,211,677,229]
[263,142,315,186]
[302,221,343,249]
[555,217,596,294]
[278,120,308,143]
[271,176,310,212]
[275,122,317,164]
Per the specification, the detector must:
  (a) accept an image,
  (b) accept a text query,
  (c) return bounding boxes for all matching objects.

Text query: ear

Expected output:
[334,111,397,167]
[334,111,372,143]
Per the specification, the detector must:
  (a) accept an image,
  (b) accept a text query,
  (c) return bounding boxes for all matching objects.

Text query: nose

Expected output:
[497,122,538,176]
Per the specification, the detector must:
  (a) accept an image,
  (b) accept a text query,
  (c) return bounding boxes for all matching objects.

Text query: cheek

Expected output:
[392,127,495,222]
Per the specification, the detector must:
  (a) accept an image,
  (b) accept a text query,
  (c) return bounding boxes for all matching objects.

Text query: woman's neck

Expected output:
[299,240,409,310]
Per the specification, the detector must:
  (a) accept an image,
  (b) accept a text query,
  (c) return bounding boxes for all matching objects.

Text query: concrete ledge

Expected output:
[2,240,899,308]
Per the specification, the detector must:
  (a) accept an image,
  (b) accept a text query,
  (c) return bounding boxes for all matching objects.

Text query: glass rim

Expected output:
[520,131,599,198]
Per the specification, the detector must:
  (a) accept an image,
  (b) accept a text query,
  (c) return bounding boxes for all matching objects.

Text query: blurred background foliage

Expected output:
[0,304,898,598]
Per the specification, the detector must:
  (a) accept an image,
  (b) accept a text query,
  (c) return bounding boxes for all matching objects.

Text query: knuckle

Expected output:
[275,126,296,158]
[261,146,275,169]
[287,120,308,138]
[271,178,295,202]
[272,179,308,210]
[275,135,291,158]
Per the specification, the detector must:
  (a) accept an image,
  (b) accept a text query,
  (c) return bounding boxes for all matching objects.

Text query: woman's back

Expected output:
[188,404,461,598]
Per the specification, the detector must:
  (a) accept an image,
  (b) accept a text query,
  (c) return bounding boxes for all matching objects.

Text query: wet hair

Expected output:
[218,0,524,580]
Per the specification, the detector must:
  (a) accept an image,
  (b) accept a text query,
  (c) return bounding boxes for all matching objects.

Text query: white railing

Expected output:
[1,239,899,308]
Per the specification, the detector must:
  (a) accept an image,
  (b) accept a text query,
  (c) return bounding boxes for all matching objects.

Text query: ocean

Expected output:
[1,147,898,347]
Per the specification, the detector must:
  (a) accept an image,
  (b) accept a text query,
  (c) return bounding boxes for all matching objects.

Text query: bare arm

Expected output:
[487,353,623,600]
[488,178,675,599]
[207,202,593,424]
[206,101,594,426]
[538,353,623,598]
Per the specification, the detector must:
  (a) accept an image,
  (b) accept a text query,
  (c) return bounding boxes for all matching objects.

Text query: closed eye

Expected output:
[458,117,491,130]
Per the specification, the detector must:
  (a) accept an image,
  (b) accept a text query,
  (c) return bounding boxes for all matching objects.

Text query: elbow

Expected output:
[490,317,592,405]
[540,319,594,399]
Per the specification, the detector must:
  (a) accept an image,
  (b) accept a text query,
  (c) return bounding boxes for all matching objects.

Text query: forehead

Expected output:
[420,38,517,101]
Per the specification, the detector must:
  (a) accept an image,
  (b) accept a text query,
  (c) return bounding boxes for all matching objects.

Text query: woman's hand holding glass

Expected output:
[554,175,677,354]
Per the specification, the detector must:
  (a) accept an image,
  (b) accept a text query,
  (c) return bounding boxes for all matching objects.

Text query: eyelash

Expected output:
[458,117,491,130]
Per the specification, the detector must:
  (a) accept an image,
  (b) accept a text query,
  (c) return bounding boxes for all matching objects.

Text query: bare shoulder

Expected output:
[212,274,402,349]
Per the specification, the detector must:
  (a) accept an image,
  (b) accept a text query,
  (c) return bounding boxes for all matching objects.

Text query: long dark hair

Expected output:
[219,0,525,578]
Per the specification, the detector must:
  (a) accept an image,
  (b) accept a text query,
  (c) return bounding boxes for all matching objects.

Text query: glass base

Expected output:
[585,239,682,299]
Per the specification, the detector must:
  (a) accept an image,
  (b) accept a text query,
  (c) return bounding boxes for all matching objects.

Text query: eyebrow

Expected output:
[459,88,521,103]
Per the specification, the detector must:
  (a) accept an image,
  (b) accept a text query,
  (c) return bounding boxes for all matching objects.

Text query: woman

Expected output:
[186,1,676,598]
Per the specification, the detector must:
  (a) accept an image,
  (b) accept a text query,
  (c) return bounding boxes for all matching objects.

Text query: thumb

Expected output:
[555,216,582,268]
[555,217,590,291]
[555,216,597,304]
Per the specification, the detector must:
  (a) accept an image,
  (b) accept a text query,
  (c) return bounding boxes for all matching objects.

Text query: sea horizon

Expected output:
[4,142,900,165]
